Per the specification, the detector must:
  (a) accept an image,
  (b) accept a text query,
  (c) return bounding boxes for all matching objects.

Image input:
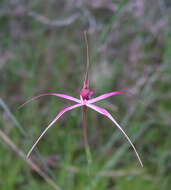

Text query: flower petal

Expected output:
[87,91,124,104]
[27,103,82,158]
[19,93,81,108]
[86,103,143,167]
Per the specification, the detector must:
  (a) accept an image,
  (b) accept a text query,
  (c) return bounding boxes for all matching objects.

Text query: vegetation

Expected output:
[0,0,171,189]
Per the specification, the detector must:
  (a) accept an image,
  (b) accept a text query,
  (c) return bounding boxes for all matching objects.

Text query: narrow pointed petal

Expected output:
[87,91,124,104]
[19,93,81,108]
[27,104,82,158]
[83,31,90,89]
[86,104,143,167]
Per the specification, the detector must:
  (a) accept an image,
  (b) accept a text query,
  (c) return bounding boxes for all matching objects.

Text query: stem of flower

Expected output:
[82,106,92,164]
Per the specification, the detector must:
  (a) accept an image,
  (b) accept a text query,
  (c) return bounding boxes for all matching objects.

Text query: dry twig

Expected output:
[0,129,61,190]
[28,11,80,27]
[0,98,61,190]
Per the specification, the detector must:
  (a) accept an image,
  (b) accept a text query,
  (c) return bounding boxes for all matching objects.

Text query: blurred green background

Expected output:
[0,0,171,189]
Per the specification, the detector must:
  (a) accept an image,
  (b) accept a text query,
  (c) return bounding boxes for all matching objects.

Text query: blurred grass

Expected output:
[1,0,171,189]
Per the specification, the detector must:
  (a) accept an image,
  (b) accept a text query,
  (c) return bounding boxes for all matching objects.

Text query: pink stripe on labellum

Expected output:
[86,103,143,167]
[19,93,81,108]
[87,91,124,104]
[27,103,82,158]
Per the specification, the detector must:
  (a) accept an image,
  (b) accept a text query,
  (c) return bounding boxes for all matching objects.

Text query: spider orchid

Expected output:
[20,32,143,167]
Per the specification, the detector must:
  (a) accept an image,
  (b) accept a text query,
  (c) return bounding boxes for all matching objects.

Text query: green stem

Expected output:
[82,106,92,164]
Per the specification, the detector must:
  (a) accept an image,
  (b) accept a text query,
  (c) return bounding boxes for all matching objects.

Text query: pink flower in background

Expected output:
[20,32,143,167]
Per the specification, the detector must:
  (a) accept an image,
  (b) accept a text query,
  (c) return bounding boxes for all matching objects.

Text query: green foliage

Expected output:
[1,0,171,189]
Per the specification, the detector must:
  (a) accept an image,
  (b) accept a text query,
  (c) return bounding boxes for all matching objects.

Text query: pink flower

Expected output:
[20,32,143,167]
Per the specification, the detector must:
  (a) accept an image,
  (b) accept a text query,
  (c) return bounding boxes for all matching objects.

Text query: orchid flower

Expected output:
[20,32,143,167]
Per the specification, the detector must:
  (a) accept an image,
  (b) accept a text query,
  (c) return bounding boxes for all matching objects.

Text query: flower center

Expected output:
[80,88,94,100]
